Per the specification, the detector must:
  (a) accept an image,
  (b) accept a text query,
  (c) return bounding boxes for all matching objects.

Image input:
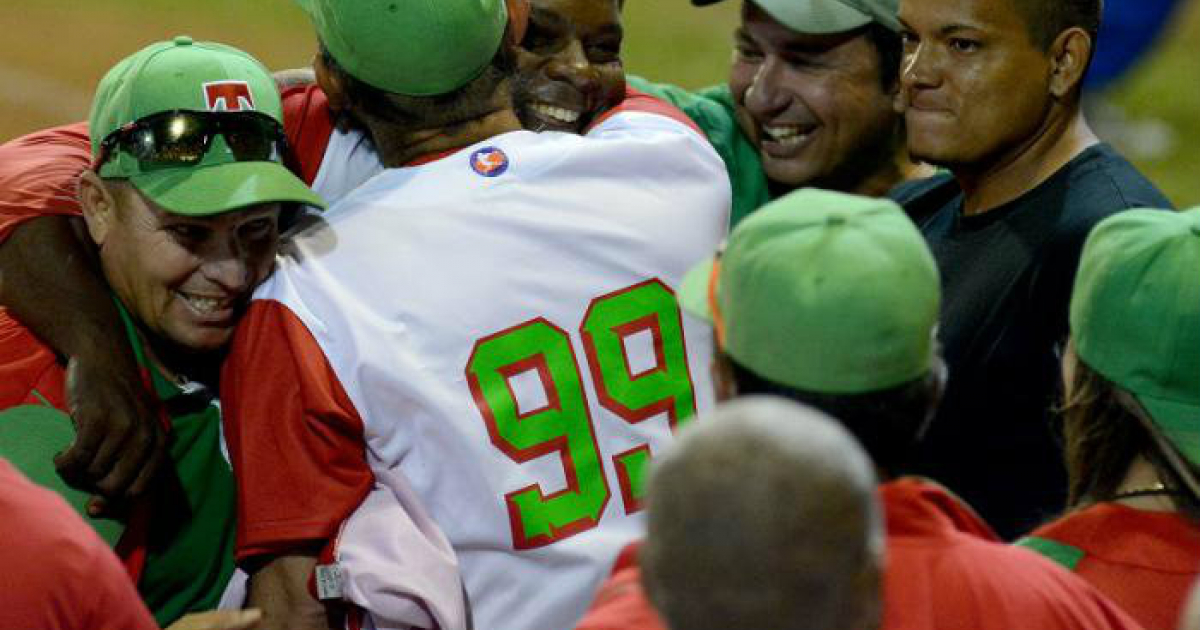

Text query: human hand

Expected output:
[165,609,263,630]
[55,354,167,507]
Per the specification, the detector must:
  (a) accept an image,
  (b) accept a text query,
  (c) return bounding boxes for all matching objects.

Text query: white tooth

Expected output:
[764,125,802,140]
[534,103,580,124]
[179,292,221,314]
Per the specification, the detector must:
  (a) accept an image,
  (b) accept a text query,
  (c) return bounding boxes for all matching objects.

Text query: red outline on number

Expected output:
[615,315,667,380]
[582,279,694,427]
[581,279,696,514]
[466,317,610,550]
[612,444,652,513]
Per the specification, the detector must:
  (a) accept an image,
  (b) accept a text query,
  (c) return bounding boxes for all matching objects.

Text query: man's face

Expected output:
[730,2,898,191]
[96,186,280,355]
[897,0,1053,168]
[513,0,626,133]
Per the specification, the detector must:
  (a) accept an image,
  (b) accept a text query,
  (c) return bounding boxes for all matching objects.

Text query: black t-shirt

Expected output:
[890,144,1172,539]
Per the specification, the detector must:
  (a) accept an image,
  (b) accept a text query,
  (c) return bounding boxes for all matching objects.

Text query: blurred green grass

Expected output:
[1105,0,1200,208]
[8,0,1197,206]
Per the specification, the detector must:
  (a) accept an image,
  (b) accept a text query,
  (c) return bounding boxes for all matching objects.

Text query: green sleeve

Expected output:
[627,76,772,226]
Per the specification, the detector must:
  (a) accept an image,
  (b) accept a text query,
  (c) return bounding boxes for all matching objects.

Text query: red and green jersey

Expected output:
[1019,503,1200,630]
[0,305,236,626]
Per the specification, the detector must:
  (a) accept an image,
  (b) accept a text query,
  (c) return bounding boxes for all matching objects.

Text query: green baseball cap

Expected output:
[297,0,509,96]
[1070,208,1200,469]
[678,189,940,395]
[0,405,125,547]
[692,0,901,34]
[90,36,326,216]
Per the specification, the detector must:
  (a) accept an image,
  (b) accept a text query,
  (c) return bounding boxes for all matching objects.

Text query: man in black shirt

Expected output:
[890,0,1171,538]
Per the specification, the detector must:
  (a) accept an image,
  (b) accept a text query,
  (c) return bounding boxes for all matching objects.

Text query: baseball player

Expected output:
[628,0,923,226]
[220,0,728,629]
[1017,207,1200,630]
[0,37,324,626]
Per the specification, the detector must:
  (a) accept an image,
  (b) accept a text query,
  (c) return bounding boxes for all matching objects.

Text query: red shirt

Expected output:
[0,121,90,243]
[0,458,157,630]
[1021,503,1200,630]
[574,478,1146,630]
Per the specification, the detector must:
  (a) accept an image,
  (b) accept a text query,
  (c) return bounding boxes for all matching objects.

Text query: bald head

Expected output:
[641,396,884,630]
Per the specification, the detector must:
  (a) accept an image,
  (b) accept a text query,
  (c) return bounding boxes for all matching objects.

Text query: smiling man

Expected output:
[890,0,1171,538]
[0,38,323,625]
[632,0,925,225]
[514,0,627,132]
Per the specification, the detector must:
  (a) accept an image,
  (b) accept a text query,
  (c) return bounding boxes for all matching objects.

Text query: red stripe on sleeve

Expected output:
[281,84,336,186]
[586,87,704,136]
[221,299,373,562]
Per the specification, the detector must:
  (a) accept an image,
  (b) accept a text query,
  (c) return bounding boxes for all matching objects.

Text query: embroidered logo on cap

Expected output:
[203,81,255,112]
[470,147,509,178]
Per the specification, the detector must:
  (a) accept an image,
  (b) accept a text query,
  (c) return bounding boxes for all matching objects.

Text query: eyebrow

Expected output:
[939,23,985,37]
[897,18,985,37]
[590,23,624,39]
[530,7,569,29]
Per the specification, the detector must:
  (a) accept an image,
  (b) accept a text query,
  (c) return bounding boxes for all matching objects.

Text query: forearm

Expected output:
[247,553,341,630]
[0,215,132,365]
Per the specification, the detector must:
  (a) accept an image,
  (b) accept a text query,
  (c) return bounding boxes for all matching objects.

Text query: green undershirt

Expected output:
[117,303,237,627]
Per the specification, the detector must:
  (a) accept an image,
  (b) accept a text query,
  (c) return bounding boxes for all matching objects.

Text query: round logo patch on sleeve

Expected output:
[470,147,510,178]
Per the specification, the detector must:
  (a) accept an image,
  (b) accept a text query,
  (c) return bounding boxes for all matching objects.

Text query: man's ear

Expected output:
[1048,27,1092,99]
[77,171,118,247]
[712,350,739,402]
[313,52,349,118]
[504,0,531,47]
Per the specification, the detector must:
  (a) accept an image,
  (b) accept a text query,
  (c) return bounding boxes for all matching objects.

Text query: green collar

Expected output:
[113,297,181,402]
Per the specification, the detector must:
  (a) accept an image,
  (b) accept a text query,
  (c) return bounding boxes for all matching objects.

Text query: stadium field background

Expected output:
[5,0,1197,206]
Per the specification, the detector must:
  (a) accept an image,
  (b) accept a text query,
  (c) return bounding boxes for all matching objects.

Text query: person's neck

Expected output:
[368,106,524,168]
[952,108,1098,216]
[852,151,936,199]
[140,330,221,391]
[1112,456,1179,513]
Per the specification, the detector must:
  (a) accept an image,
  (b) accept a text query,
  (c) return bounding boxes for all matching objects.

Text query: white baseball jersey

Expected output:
[223,94,730,630]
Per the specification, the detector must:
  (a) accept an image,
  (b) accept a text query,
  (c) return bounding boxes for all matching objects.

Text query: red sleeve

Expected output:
[0,460,158,630]
[0,122,91,244]
[281,84,336,186]
[221,299,373,563]
[574,542,669,630]
[586,87,704,136]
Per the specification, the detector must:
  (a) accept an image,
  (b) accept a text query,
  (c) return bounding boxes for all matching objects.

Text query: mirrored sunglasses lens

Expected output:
[143,114,208,165]
[222,117,281,161]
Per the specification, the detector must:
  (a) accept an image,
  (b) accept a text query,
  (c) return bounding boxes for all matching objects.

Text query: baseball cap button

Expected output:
[174,35,194,46]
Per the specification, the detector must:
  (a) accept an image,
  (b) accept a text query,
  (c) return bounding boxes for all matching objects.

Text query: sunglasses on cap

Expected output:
[95,109,287,172]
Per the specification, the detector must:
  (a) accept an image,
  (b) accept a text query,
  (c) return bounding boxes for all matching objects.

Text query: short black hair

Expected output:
[728,355,936,475]
[863,23,902,91]
[1011,0,1103,51]
[319,40,515,131]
